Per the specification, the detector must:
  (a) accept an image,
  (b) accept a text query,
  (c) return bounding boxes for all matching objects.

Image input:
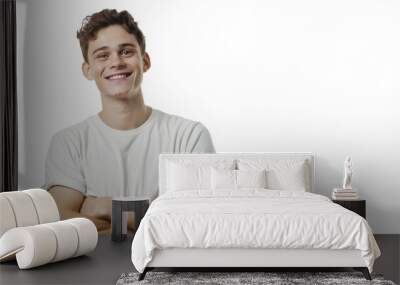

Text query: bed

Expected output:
[131,153,380,280]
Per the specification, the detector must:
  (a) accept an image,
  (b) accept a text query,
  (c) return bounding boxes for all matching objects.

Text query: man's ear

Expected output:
[143,52,151,72]
[82,62,94,80]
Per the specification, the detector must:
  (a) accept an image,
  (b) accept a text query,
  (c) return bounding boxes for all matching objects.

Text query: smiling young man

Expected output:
[44,9,215,233]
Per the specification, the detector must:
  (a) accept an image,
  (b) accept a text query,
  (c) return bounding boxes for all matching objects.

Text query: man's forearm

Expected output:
[59,208,111,232]
[48,186,111,232]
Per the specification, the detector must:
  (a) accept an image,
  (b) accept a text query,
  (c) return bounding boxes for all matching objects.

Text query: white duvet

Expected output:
[131,189,380,273]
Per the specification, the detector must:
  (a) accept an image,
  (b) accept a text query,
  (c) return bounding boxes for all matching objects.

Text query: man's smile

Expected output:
[105,72,133,80]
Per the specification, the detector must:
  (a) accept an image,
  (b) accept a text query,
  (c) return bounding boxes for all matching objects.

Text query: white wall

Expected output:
[17,0,400,233]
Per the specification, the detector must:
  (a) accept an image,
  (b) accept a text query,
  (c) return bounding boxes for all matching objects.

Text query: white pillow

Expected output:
[167,162,211,191]
[211,169,267,190]
[237,159,309,191]
[237,169,267,188]
[211,168,236,190]
[165,158,235,192]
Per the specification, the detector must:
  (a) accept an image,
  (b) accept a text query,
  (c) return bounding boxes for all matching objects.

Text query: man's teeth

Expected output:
[108,74,129,80]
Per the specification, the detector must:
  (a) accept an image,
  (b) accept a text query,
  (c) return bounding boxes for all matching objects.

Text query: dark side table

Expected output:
[112,196,150,242]
[332,199,366,219]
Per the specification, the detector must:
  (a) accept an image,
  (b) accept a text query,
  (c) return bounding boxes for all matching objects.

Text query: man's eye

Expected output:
[121,49,133,56]
[96,54,108,60]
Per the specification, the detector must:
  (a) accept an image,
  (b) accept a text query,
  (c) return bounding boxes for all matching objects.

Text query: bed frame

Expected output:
[139,153,371,280]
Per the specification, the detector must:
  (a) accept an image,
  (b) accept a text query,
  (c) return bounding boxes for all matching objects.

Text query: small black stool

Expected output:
[111,196,150,242]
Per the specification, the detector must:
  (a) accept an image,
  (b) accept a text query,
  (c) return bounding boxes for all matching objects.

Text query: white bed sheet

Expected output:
[131,189,380,273]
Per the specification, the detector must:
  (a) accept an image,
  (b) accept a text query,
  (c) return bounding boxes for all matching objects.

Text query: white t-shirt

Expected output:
[44,109,215,198]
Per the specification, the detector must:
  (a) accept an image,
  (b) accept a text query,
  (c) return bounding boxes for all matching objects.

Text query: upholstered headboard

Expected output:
[158,153,315,195]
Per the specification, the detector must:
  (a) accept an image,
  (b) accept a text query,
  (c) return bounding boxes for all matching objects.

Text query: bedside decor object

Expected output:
[332,188,359,200]
[0,189,98,269]
[342,156,353,190]
[332,156,359,200]
[112,196,150,242]
[332,200,366,219]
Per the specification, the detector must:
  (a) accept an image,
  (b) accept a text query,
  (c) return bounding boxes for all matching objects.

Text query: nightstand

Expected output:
[111,196,150,242]
[332,199,366,219]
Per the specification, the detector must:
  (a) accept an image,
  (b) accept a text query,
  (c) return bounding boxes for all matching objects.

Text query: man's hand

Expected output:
[80,196,112,221]
[80,196,136,232]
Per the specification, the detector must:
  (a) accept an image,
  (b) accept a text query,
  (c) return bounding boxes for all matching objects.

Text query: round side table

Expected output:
[111,196,150,242]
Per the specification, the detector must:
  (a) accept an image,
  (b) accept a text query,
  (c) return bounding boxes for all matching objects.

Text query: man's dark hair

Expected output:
[77,9,146,62]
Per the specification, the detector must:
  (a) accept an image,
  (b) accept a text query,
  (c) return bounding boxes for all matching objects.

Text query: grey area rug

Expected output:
[116,272,396,285]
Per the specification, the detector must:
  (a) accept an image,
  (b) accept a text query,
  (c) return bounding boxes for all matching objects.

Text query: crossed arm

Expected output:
[48,186,136,234]
[48,186,113,233]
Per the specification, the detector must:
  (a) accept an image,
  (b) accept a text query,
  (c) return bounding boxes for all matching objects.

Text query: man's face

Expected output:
[82,25,150,99]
